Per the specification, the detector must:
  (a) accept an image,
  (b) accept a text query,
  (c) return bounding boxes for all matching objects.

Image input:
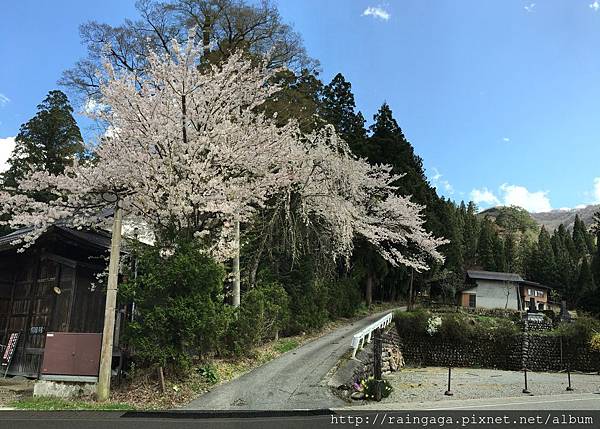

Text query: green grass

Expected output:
[9,396,135,411]
[273,339,299,354]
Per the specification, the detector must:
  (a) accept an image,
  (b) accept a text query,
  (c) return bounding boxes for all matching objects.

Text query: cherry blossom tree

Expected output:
[0,37,446,273]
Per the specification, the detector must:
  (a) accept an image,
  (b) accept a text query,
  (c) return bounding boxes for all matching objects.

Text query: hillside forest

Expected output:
[1,0,600,371]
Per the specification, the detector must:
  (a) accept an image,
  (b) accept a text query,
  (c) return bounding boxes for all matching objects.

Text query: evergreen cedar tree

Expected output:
[317,73,600,310]
[0,90,85,235]
[1,90,84,191]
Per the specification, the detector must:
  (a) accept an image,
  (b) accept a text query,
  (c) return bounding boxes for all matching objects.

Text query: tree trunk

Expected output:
[407,268,414,311]
[233,220,241,307]
[202,18,212,57]
[366,273,373,307]
[249,227,269,287]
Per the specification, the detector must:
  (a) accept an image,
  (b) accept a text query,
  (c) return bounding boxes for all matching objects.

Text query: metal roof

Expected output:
[520,280,552,290]
[0,225,112,252]
[0,227,35,250]
[466,270,524,283]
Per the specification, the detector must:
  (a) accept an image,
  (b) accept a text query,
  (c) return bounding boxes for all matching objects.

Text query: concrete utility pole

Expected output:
[97,198,123,401]
[232,220,241,307]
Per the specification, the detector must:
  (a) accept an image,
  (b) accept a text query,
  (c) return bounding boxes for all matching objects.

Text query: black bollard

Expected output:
[566,368,574,391]
[522,367,531,394]
[444,366,453,396]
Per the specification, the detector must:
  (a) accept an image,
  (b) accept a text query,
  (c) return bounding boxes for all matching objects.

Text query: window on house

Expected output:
[468,294,476,308]
[535,290,544,297]
[528,288,532,296]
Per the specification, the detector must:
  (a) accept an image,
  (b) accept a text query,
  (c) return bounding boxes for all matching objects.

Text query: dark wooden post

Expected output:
[444,367,453,396]
[566,367,574,391]
[522,319,531,394]
[373,328,383,401]
[374,328,382,379]
[565,335,574,391]
[407,269,414,311]
[522,367,531,394]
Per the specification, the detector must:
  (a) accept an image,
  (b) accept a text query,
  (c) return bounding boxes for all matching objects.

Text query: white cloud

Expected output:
[443,182,454,194]
[0,93,9,107]
[470,183,553,212]
[430,167,454,195]
[83,98,108,115]
[575,204,588,209]
[430,167,442,181]
[499,183,552,212]
[502,137,510,142]
[581,177,600,205]
[591,1,600,12]
[524,3,536,13]
[470,188,500,207]
[593,177,600,202]
[362,6,390,21]
[0,136,16,172]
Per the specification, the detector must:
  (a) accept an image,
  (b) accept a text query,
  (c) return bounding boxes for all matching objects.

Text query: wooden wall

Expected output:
[1,234,108,377]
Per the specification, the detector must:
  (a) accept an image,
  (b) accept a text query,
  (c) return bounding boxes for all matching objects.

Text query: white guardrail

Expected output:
[350,312,393,358]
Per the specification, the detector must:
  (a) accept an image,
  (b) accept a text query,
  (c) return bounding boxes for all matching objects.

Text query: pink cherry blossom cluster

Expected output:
[0,38,447,270]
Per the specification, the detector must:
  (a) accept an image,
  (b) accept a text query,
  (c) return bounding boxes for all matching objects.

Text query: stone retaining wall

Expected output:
[395,331,599,372]
[350,328,404,384]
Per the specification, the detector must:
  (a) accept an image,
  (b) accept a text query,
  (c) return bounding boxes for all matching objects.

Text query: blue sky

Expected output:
[1,0,600,212]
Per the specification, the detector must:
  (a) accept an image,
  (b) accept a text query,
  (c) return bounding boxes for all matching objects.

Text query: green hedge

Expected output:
[119,239,233,372]
[228,281,290,355]
[394,309,520,346]
[552,316,600,347]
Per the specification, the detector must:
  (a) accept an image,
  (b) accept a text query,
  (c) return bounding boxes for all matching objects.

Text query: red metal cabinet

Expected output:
[41,332,102,377]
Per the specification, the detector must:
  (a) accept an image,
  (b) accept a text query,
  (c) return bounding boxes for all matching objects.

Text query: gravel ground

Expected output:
[382,366,600,404]
[0,377,34,407]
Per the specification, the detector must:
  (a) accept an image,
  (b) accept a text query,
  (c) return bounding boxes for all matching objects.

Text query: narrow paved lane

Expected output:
[347,392,600,410]
[183,309,398,410]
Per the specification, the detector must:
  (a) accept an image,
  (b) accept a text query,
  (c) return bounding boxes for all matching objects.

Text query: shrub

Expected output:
[119,239,233,372]
[554,316,600,347]
[394,308,430,338]
[286,278,329,334]
[426,316,442,336]
[197,364,219,384]
[229,281,290,354]
[360,376,393,400]
[395,309,520,346]
[326,275,362,318]
[491,318,520,346]
[590,333,600,352]
[438,313,476,343]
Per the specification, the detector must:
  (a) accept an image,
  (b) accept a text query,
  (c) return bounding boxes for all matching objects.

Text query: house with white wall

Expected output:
[460,270,552,311]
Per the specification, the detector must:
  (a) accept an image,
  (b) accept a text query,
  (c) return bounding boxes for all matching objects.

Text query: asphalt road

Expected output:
[183,309,398,410]
[348,392,600,410]
[422,393,600,410]
[0,410,334,429]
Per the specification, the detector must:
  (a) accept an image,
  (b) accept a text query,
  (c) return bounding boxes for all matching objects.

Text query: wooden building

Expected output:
[0,226,114,377]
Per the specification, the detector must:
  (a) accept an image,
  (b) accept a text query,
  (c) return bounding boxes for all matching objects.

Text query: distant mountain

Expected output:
[479,204,600,235]
[479,206,539,240]
[530,204,600,232]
